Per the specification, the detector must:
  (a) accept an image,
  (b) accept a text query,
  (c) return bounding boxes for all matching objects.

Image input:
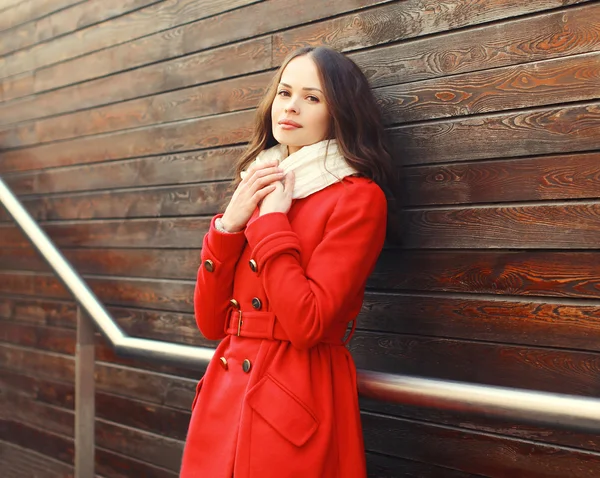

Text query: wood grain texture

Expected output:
[0,37,269,127]
[391,103,600,166]
[350,331,600,397]
[403,202,600,249]
[0,440,74,478]
[0,0,84,33]
[361,397,600,454]
[0,182,230,221]
[366,452,482,478]
[0,217,210,248]
[0,109,254,173]
[0,0,162,58]
[4,147,243,195]
[20,0,389,97]
[376,51,600,124]
[353,2,600,89]
[362,412,600,478]
[403,152,600,206]
[273,0,594,63]
[0,0,259,80]
[0,72,271,148]
[370,250,600,299]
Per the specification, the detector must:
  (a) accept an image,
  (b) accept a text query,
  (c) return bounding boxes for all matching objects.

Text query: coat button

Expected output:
[249,259,258,272]
[229,298,240,309]
[242,359,252,373]
[203,259,214,272]
[251,297,262,310]
[219,357,228,371]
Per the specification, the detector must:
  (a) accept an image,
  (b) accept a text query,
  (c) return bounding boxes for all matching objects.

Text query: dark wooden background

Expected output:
[1,0,599,476]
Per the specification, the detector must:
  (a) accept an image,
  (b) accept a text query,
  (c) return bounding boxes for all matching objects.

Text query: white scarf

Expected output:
[240,140,358,199]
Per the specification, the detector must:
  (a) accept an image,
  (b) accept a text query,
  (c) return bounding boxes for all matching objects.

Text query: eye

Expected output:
[307,95,320,103]
[277,89,290,97]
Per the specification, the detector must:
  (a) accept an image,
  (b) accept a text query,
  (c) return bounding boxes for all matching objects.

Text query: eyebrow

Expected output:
[279,82,323,94]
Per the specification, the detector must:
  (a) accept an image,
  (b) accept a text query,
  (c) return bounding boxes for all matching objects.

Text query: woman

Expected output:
[180,46,396,478]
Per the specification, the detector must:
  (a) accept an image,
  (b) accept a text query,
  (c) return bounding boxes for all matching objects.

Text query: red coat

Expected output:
[180,176,387,478]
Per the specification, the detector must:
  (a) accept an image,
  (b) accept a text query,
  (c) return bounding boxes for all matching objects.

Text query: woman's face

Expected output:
[271,55,330,155]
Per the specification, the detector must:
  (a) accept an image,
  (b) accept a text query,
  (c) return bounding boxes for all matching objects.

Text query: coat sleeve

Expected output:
[244,181,387,350]
[194,215,247,340]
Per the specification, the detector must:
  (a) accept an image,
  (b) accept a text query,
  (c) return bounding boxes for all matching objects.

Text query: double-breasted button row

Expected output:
[218,356,252,373]
[203,259,214,272]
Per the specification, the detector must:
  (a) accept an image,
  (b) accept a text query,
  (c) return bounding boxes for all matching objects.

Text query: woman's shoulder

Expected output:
[338,176,387,207]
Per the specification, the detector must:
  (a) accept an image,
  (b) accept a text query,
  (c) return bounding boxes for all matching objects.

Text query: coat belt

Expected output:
[225,310,345,345]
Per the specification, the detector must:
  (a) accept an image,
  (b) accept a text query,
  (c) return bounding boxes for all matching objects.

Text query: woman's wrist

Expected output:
[218,216,244,233]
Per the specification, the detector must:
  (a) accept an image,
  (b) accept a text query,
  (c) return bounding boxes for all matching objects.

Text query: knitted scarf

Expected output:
[240,139,358,199]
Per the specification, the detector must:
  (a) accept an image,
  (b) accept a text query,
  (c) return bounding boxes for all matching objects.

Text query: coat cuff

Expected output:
[203,214,247,263]
[245,213,301,273]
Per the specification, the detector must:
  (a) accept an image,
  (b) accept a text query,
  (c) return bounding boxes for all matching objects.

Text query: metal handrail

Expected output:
[2,175,600,476]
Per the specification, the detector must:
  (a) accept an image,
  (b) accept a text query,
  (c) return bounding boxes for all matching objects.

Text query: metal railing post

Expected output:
[75,306,96,477]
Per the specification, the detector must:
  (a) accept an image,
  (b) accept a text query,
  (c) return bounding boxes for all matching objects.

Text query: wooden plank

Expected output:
[362,412,600,477]
[0,343,198,410]
[376,51,600,124]
[0,439,74,477]
[352,2,600,89]
[0,182,229,222]
[0,108,254,174]
[0,0,84,34]
[403,202,600,249]
[361,397,600,455]
[273,0,594,64]
[358,293,600,352]
[366,452,484,478]
[0,217,210,249]
[0,36,268,127]
[0,0,162,57]
[1,368,191,441]
[370,250,600,299]
[391,102,600,166]
[24,0,391,97]
[403,152,600,206]
[0,72,271,148]
[0,296,76,329]
[3,147,243,195]
[0,0,260,80]
[349,331,600,397]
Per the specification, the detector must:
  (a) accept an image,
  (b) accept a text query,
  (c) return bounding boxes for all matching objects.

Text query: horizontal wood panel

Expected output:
[366,452,481,478]
[404,202,600,249]
[404,152,600,206]
[0,36,268,128]
[362,412,600,477]
[392,102,600,166]
[22,0,389,97]
[3,147,242,195]
[273,0,592,63]
[0,72,271,148]
[0,109,254,174]
[361,397,600,454]
[1,367,191,441]
[0,0,162,57]
[352,2,600,89]
[0,182,230,221]
[350,331,600,397]
[0,0,84,34]
[0,440,74,478]
[0,217,210,248]
[0,343,198,410]
[0,0,259,82]
[377,51,600,124]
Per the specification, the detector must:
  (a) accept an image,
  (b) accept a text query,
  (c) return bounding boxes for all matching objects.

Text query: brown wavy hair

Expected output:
[233,46,398,199]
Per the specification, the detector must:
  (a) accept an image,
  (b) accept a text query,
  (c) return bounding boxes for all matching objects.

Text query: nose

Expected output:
[284,97,299,114]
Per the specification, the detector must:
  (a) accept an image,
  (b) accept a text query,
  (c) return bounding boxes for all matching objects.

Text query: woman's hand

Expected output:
[259,171,295,216]
[221,161,284,232]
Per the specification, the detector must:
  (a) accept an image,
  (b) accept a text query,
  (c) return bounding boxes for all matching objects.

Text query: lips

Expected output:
[278,119,302,129]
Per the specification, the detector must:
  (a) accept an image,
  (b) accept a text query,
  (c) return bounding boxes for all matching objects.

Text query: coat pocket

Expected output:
[190,377,205,412]
[246,374,318,447]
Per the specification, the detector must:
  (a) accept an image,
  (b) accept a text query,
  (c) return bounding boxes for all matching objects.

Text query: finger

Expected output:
[284,171,295,196]
[252,184,277,203]
[248,172,285,193]
[244,160,280,179]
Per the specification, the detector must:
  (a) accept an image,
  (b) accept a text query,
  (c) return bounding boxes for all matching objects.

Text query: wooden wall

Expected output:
[1,0,599,476]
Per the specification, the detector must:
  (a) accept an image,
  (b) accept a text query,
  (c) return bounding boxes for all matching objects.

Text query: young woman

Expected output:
[180,46,396,478]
